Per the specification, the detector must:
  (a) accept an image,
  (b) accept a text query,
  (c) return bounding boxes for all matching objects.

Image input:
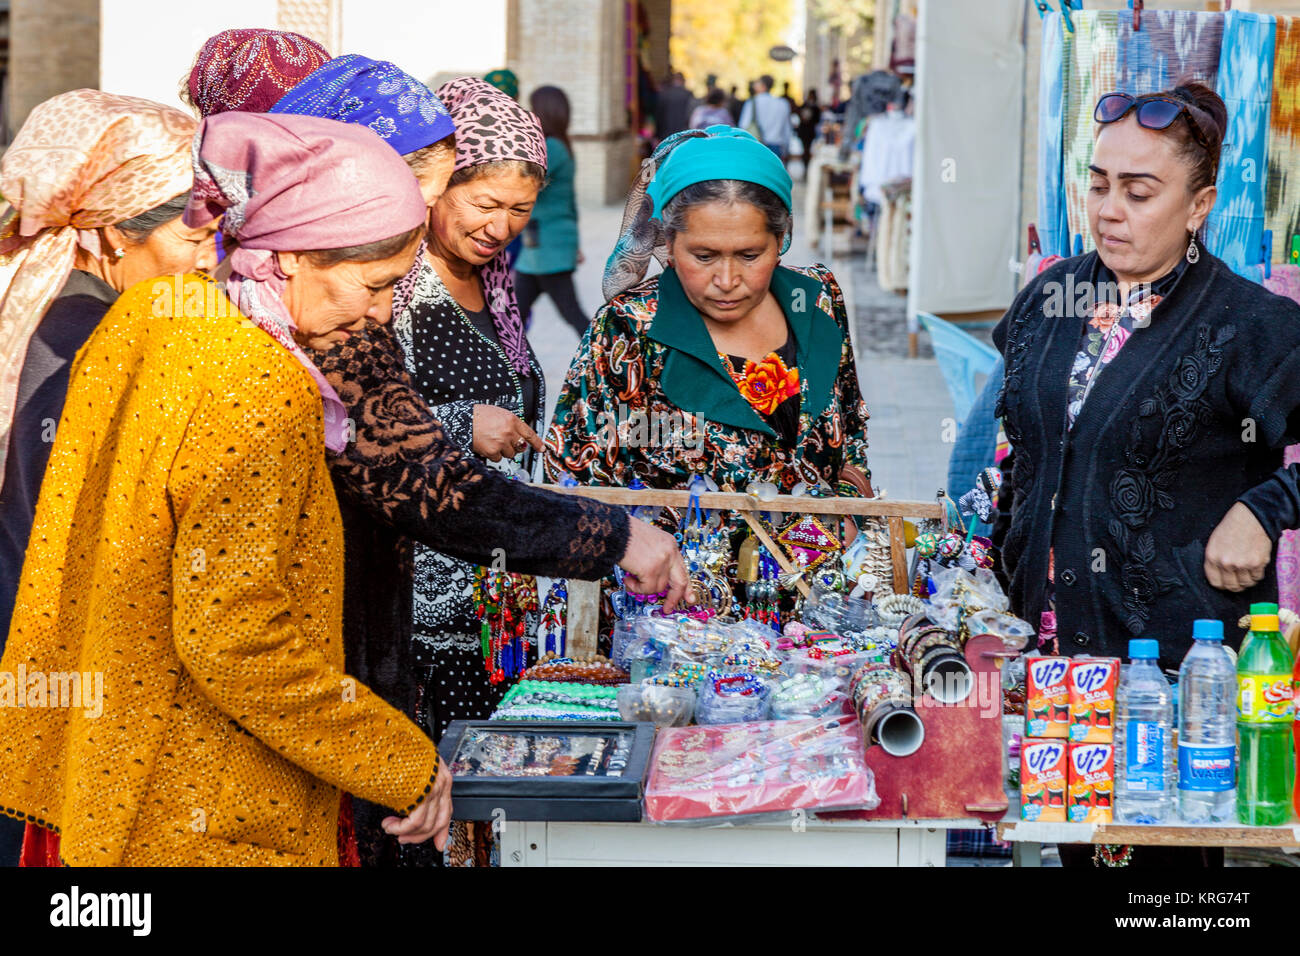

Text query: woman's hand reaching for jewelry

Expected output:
[619,517,693,612]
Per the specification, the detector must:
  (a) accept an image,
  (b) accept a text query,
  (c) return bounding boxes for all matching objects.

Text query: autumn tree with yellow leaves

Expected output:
[669,0,798,97]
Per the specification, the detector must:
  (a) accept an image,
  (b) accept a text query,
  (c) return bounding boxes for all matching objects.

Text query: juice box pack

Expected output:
[1024,656,1070,738]
[1068,658,1119,742]
[1067,742,1114,823]
[1020,738,1067,822]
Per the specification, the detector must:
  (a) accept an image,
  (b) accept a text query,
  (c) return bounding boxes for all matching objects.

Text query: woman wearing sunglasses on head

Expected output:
[995,82,1300,691]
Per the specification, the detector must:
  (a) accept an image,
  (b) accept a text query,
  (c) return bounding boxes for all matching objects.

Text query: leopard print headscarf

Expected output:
[433,77,547,171]
[428,77,547,376]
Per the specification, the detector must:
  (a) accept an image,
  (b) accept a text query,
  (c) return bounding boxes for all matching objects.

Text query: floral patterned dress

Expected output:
[544,263,871,623]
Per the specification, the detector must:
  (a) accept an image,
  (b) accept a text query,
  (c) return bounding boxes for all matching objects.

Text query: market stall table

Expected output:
[996,813,1300,867]
[496,815,973,866]
[462,487,1018,866]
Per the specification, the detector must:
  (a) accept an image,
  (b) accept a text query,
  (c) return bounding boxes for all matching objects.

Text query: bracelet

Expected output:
[876,593,925,627]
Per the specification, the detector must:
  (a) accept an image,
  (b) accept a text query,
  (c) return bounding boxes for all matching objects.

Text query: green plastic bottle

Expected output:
[1242,603,1280,662]
[1237,612,1295,825]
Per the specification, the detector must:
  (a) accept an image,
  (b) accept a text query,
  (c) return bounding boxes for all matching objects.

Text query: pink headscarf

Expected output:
[0,89,195,493]
[184,112,425,453]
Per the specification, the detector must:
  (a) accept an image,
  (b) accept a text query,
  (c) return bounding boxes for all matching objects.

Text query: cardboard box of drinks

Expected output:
[1024,656,1119,743]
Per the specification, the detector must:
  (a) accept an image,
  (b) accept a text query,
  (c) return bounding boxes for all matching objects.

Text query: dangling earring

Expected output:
[1186,235,1199,264]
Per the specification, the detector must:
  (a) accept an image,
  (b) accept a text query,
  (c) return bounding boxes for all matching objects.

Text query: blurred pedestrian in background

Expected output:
[727,84,743,123]
[655,71,695,141]
[483,68,519,100]
[516,85,589,337]
[739,74,792,160]
[797,88,822,179]
[690,87,733,130]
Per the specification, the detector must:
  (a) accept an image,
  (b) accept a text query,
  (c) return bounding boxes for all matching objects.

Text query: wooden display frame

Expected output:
[538,483,946,657]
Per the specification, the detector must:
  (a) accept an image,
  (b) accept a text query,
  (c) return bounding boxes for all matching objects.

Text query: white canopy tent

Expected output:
[906,0,1026,336]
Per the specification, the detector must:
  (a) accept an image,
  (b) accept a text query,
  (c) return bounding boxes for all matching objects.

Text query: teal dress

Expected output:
[517,136,579,275]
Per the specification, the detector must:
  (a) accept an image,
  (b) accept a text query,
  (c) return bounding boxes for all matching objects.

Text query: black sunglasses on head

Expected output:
[1094,91,1213,152]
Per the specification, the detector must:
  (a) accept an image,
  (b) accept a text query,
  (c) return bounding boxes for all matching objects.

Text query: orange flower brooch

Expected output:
[725,351,801,417]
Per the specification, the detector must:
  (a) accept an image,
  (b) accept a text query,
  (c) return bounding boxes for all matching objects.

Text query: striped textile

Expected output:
[1210,11,1275,276]
[1038,11,1069,258]
[1116,9,1222,93]
[1063,11,1227,256]
[1265,16,1300,261]
[1063,10,1119,254]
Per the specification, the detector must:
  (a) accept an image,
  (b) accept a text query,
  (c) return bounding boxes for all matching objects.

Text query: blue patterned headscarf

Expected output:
[269,54,455,154]
[602,126,793,301]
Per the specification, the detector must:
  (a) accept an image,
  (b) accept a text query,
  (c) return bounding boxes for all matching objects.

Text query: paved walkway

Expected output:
[525,184,956,504]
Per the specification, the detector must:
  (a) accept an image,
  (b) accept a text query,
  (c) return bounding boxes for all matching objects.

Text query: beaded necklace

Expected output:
[472,566,539,684]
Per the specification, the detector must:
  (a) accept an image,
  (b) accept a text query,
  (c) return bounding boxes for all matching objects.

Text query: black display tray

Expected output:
[437,720,656,822]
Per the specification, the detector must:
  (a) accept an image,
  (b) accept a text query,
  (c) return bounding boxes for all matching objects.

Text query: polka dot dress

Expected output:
[396,260,544,738]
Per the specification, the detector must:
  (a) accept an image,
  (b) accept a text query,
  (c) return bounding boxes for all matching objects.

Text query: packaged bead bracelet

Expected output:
[769,673,850,720]
[647,662,708,687]
[695,670,773,725]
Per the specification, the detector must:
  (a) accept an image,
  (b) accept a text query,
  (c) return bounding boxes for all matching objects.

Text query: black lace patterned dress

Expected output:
[309,281,627,867]
[392,259,547,744]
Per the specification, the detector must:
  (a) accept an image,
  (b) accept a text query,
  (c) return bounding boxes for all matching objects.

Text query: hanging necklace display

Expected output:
[538,579,568,657]
[676,475,732,616]
[744,550,783,631]
[472,565,540,684]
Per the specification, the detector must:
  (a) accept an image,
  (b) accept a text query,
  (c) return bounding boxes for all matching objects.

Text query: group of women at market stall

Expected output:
[0,27,874,868]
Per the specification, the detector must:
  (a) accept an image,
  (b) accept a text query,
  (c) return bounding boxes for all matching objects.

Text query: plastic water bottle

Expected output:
[1237,611,1295,825]
[1115,638,1174,823]
[1177,619,1237,823]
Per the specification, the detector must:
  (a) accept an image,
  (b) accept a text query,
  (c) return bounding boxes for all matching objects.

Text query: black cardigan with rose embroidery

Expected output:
[993,241,1300,668]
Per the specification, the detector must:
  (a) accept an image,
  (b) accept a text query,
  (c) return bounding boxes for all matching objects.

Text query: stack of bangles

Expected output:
[849,662,913,717]
[896,615,961,675]
[875,592,926,628]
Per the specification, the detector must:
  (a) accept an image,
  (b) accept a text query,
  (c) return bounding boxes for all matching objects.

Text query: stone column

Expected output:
[8,0,99,141]
[277,0,342,54]
[511,0,642,205]
[642,0,670,81]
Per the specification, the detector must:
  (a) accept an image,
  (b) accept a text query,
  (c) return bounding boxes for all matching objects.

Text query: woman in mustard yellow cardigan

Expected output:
[0,113,445,865]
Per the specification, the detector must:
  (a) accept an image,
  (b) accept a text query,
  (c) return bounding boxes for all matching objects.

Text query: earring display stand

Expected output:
[542,482,946,654]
